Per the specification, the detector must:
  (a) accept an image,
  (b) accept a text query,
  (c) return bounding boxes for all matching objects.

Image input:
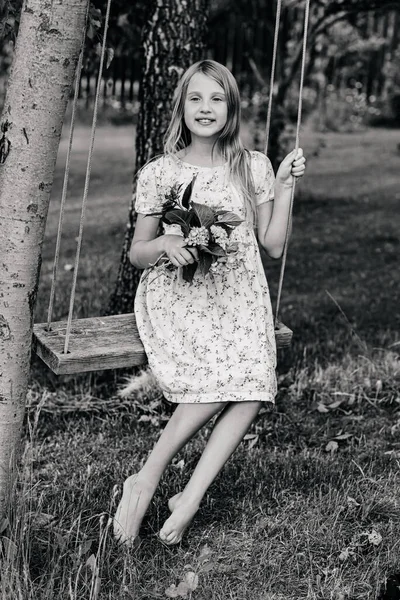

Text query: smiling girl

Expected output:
[113,59,306,546]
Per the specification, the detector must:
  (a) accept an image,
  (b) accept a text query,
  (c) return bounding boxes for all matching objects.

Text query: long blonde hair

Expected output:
[164,60,257,227]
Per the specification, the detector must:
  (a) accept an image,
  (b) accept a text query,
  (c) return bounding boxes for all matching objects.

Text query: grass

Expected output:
[1,123,399,599]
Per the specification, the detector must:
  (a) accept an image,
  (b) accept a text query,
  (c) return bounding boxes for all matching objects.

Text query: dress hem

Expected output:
[162,390,276,404]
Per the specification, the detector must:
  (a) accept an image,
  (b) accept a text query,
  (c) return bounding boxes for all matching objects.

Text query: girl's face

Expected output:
[184,72,228,142]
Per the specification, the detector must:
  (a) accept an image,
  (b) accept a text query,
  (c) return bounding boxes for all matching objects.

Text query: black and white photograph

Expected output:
[0,0,399,598]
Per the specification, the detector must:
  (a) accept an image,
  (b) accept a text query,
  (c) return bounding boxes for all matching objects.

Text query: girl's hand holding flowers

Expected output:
[163,234,199,267]
[276,147,306,188]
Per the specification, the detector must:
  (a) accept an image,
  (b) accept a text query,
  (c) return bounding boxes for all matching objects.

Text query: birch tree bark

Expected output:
[0,0,89,515]
[107,0,209,316]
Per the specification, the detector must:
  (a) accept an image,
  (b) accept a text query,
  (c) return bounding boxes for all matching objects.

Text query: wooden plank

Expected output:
[32,313,147,375]
[275,322,293,348]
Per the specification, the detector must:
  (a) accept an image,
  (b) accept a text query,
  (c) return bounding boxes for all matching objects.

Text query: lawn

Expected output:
[2,124,399,599]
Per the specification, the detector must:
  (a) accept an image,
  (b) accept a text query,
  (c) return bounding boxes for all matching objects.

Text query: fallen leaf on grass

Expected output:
[339,547,355,561]
[165,584,179,598]
[138,414,152,422]
[165,571,199,598]
[184,571,198,590]
[339,529,382,563]
[165,582,190,598]
[243,433,259,449]
[346,496,361,507]
[317,402,330,413]
[325,440,339,453]
[328,398,346,409]
[333,432,353,441]
[196,543,215,572]
[367,529,382,546]
[173,459,185,470]
[176,582,190,598]
[198,543,212,561]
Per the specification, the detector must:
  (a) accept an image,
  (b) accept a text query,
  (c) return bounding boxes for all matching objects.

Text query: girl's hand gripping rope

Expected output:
[276,148,306,188]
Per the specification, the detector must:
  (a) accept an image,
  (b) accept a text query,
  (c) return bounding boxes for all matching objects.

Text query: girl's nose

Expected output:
[200,102,211,113]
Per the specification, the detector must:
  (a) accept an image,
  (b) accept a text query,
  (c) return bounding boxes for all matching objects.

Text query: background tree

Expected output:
[107,0,209,316]
[245,0,399,167]
[0,0,88,515]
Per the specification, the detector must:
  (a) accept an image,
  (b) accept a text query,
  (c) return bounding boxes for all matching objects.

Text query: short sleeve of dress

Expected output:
[134,159,163,215]
[250,151,275,206]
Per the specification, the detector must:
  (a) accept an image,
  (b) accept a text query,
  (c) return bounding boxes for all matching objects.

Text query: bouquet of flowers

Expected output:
[145,175,245,284]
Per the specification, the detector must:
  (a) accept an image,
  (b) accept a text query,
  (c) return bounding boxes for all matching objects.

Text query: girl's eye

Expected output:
[190,97,200,102]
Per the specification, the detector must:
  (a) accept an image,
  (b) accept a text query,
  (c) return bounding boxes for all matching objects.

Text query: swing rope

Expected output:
[264,0,282,156]
[264,0,311,329]
[46,0,112,354]
[46,12,87,331]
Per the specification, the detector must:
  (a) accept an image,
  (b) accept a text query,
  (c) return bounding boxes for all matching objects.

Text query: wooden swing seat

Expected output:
[32,313,146,375]
[275,320,293,348]
[32,314,292,375]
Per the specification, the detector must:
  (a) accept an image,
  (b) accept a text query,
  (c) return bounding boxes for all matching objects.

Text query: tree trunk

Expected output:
[107,0,209,316]
[0,0,89,515]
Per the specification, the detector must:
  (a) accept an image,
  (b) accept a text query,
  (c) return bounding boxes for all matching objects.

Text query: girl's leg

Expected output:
[159,400,262,544]
[114,401,224,544]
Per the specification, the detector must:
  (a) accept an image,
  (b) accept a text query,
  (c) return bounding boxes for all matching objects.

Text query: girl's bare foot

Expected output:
[168,491,182,512]
[160,494,199,545]
[113,473,156,546]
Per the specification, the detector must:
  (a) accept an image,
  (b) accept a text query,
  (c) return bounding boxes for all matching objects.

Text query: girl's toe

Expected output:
[165,531,175,544]
[165,534,178,545]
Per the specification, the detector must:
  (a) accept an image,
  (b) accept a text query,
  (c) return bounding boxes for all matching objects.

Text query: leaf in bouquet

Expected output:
[164,210,191,236]
[199,242,226,257]
[165,183,184,205]
[145,197,180,220]
[182,262,198,284]
[181,175,197,209]
[164,208,192,223]
[198,252,213,276]
[192,202,216,228]
[161,198,179,214]
[214,210,244,227]
[188,209,201,228]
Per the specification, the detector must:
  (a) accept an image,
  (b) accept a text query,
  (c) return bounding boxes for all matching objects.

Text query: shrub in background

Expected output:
[313,83,382,133]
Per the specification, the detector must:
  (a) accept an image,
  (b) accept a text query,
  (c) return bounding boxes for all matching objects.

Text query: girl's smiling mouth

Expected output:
[196,118,215,124]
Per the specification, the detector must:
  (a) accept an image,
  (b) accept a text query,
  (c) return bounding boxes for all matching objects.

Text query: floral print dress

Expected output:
[134,151,277,404]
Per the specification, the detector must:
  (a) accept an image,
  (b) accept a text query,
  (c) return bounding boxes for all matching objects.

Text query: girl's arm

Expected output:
[257,148,305,259]
[257,181,294,259]
[130,214,165,269]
